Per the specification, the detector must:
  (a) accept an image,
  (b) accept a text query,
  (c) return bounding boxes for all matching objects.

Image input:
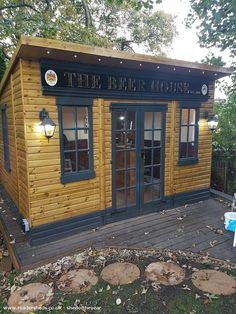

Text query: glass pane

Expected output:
[144,112,153,129]
[153,185,161,200]
[77,151,89,171]
[126,169,136,187]
[127,111,136,130]
[189,109,196,125]
[144,185,152,203]
[116,151,125,169]
[116,131,126,148]
[153,166,160,181]
[62,106,75,129]
[144,149,152,166]
[188,126,195,142]
[144,131,153,147]
[116,170,125,188]
[181,126,188,142]
[181,109,188,125]
[154,112,162,129]
[180,143,187,158]
[64,152,76,172]
[126,131,136,148]
[77,130,88,149]
[116,112,126,130]
[127,150,136,168]
[77,107,88,128]
[144,167,152,184]
[63,130,75,150]
[153,148,161,165]
[116,190,125,208]
[153,131,161,146]
[188,142,196,158]
[127,188,136,206]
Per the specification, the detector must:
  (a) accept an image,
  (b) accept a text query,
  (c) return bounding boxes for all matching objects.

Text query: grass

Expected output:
[0,248,236,313]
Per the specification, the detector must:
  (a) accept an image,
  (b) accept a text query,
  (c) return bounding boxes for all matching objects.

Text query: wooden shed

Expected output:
[0,36,232,245]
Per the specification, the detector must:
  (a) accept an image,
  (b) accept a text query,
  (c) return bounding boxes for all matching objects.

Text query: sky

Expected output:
[155,0,232,98]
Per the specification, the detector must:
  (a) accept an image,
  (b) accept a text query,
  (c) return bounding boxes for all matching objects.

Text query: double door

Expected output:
[111,104,166,212]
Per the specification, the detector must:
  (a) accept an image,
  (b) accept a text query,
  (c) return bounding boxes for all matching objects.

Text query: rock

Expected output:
[145,262,185,286]
[101,262,140,285]
[7,283,53,314]
[57,269,98,293]
[192,269,236,295]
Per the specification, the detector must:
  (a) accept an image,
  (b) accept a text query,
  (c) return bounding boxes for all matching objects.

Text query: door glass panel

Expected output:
[144,185,152,203]
[77,151,89,171]
[188,142,196,158]
[127,111,136,130]
[188,126,195,141]
[144,167,152,184]
[116,170,125,188]
[116,151,125,169]
[116,112,126,129]
[77,131,88,149]
[126,150,136,168]
[64,152,76,172]
[116,131,126,147]
[153,185,161,200]
[127,131,136,147]
[77,107,88,128]
[126,169,136,187]
[181,109,188,124]
[116,190,126,208]
[189,109,196,124]
[127,188,136,206]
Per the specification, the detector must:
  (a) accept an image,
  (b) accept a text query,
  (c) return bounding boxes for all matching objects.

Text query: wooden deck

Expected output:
[0,186,235,271]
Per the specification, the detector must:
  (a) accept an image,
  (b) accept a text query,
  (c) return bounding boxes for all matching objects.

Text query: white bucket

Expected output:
[224,212,236,232]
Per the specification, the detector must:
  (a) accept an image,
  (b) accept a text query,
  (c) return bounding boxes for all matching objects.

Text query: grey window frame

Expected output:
[0,104,10,171]
[178,102,200,166]
[57,97,95,183]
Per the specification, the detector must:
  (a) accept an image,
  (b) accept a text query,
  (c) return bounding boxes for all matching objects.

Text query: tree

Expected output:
[0,0,176,58]
[0,47,7,80]
[187,0,236,57]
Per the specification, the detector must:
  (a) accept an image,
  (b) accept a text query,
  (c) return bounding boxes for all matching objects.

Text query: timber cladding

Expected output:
[0,58,215,227]
[0,35,228,231]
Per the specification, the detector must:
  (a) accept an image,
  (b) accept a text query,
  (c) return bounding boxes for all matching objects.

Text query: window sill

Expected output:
[178,158,198,166]
[61,170,95,184]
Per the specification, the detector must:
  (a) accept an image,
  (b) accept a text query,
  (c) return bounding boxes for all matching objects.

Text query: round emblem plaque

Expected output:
[201,84,208,96]
[45,70,58,86]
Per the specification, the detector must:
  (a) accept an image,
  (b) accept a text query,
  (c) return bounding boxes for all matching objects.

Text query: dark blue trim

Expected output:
[0,104,10,171]
[40,59,210,101]
[178,103,200,165]
[28,188,210,246]
[57,97,95,183]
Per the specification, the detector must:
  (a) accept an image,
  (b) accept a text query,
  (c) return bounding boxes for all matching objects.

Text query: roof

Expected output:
[0,36,233,94]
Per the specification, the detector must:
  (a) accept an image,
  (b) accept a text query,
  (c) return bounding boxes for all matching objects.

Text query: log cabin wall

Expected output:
[172,82,214,195]
[0,60,30,219]
[20,58,215,227]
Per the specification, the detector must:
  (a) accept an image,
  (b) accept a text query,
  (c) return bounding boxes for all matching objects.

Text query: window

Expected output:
[0,104,10,171]
[179,103,199,165]
[58,98,95,183]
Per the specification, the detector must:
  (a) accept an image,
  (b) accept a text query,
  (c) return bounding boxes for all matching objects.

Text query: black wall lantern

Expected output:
[204,111,219,131]
[39,108,56,141]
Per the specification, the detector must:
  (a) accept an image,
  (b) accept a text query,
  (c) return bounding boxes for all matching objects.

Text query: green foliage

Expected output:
[213,88,236,155]
[0,47,7,80]
[187,0,236,56]
[0,0,176,58]
[201,52,226,67]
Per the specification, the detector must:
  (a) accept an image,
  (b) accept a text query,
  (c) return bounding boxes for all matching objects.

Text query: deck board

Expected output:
[0,185,235,271]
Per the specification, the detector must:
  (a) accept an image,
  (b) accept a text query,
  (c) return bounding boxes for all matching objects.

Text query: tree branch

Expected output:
[0,3,40,13]
[81,0,93,27]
